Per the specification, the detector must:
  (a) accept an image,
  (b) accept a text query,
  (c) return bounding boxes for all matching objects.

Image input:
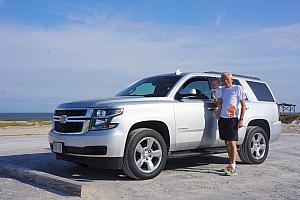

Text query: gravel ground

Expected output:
[281,123,300,135]
[0,134,299,200]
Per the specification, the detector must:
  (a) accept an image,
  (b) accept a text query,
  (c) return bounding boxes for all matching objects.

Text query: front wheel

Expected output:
[238,126,269,164]
[123,128,167,180]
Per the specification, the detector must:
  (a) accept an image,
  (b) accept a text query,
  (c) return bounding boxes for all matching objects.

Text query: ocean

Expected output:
[0,113,53,121]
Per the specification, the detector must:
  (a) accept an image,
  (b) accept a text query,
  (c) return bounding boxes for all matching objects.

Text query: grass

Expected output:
[280,113,300,124]
[28,120,52,125]
[0,120,52,127]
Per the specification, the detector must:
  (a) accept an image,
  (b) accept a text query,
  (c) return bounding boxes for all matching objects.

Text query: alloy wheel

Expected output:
[134,137,162,173]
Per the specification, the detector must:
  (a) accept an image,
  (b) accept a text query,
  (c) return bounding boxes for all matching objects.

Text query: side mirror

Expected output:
[179,88,197,98]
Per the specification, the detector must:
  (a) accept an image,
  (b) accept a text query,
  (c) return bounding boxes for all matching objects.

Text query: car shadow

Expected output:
[0,152,234,182]
[165,155,231,176]
[0,152,128,197]
[0,152,128,181]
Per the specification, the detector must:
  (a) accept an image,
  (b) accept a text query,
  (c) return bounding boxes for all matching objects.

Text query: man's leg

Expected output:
[225,140,231,161]
[224,140,238,175]
[227,140,237,164]
[231,141,238,164]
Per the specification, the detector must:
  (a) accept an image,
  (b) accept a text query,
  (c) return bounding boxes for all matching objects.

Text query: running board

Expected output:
[168,146,240,159]
[168,151,205,159]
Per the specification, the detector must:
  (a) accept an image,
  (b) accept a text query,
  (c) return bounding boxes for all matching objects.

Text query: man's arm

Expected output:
[238,99,246,128]
[214,87,222,107]
[214,98,222,107]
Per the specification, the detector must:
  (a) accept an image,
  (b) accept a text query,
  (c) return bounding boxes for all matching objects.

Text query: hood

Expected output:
[57,96,160,108]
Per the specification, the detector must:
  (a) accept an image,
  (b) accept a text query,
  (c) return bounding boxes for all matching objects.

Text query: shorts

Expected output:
[218,117,238,141]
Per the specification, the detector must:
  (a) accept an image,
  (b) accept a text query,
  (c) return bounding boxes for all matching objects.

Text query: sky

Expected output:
[0,0,299,112]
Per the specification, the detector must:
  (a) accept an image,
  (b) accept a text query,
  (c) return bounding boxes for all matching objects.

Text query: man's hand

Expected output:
[214,98,222,107]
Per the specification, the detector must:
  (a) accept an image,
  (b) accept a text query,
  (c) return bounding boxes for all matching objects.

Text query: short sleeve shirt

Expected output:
[216,85,246,118]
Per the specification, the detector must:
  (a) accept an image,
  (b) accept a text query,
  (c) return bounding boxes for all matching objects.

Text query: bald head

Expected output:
[221,71,233,88]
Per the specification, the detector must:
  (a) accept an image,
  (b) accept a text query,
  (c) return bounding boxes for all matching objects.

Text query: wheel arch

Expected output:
[247,119,270,140]
[128,121,170,151]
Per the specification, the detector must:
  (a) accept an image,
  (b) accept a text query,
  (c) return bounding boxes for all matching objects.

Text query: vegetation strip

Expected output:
[0,121,52,127]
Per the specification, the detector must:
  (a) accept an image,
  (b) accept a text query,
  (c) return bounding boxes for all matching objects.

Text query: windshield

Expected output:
[116,76,182,97]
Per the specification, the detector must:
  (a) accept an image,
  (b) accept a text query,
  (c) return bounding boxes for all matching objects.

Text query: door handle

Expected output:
[207,107,217,111]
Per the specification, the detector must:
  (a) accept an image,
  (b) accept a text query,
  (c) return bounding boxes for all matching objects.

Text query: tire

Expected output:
[123,128,168,180]
[238,126,269,164]
[75,163,88,167]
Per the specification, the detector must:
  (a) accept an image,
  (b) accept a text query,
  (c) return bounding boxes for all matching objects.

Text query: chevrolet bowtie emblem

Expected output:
[59,115,68,123]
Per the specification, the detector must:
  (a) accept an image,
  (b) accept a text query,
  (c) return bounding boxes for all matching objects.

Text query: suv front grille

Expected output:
[54,121,84,133]
[55,110,87,116]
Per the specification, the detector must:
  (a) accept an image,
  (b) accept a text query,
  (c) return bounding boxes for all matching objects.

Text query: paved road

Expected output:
[0,135,299,200]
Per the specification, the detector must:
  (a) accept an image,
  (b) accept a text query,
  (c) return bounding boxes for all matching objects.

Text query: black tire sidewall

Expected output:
[126,129,167,179]
[246,127,269,164]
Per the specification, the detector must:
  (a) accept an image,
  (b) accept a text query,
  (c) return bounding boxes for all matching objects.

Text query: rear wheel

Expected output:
[238,126,269,164]
[123,128,167,180]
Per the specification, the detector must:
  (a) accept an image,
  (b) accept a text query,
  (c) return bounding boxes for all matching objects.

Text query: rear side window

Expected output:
[233,79,241,85]
[247,81,275,102]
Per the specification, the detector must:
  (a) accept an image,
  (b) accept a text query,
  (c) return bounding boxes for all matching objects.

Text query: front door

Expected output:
[174,77,221,151]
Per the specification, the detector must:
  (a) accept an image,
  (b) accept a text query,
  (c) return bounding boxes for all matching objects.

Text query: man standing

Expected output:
[215,72,246,176]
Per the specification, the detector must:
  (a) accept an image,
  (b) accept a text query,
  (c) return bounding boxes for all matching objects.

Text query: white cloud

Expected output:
[0,16,299,112]
[214,9,226,30]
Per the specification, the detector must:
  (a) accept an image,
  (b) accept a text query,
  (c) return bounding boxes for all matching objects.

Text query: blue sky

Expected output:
[0,0,299,112]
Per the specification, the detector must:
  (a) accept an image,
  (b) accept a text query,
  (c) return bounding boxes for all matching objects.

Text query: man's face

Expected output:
[223,74,233,88]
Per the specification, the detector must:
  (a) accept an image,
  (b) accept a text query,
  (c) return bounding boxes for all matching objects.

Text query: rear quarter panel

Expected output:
[243,101,281,143]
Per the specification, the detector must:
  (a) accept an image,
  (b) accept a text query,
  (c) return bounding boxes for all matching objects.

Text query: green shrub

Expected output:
[280,113,300,124]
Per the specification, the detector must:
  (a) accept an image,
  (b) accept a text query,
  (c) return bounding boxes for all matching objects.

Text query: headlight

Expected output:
[94,108,123,118]
[90,108,123,130]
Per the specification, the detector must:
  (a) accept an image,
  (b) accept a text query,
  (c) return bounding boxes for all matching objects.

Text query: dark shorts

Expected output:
[218,117,238,141]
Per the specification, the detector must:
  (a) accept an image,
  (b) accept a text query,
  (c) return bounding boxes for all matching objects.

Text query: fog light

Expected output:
[95,118,108,126]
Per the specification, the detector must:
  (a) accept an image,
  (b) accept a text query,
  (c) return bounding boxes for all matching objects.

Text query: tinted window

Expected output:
[247,81,274,102]
[208,77,221,89]
[233,79,241,85]
[117,76,182,97]
[130,83,155,96]
[179,78,211,99]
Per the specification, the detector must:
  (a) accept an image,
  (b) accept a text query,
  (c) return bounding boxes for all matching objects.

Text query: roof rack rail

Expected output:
[204,71,261,81]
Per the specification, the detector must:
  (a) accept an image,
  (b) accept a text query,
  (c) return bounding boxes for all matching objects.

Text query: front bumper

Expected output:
[48,123,129,158]
[55,154,123,169]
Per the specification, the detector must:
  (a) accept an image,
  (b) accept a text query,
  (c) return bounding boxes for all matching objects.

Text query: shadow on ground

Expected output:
[0,152,230,182]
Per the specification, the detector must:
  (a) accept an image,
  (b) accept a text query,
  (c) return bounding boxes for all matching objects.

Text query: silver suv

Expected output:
[49,71,282,179]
